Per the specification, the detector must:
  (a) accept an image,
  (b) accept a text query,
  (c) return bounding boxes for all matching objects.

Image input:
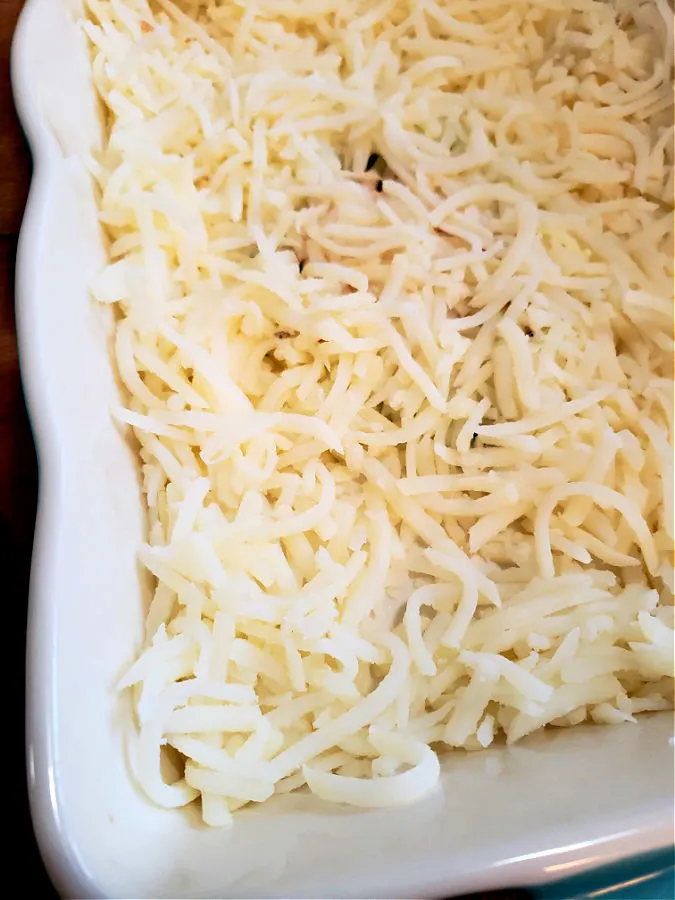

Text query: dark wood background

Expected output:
[0,1,34,526]
[1,0,52,894]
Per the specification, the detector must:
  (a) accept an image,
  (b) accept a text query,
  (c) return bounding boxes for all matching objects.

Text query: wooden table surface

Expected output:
[1,0,34,537]
[2,0,53,894]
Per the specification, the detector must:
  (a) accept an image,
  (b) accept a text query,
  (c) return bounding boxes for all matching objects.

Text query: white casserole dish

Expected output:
[13,0,674,897]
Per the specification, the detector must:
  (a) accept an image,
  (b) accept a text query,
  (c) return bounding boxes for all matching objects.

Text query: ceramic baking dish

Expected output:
[13,0,674,897]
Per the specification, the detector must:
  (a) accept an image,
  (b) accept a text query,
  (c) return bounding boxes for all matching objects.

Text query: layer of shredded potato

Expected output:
[83,0,674,824]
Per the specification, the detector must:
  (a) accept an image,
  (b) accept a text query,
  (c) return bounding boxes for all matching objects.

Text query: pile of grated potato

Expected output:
[84,0,674,823]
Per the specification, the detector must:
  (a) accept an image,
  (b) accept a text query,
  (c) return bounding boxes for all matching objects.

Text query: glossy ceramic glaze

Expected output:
[13,1,674,897]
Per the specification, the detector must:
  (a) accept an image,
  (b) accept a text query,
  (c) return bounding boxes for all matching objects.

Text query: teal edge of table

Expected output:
[529,847,675,900]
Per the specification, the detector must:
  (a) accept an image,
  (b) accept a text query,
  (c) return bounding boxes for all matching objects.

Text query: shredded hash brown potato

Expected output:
[83,0,674,823]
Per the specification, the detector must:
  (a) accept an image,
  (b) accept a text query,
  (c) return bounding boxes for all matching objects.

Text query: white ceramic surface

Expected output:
[13,1,674,897]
